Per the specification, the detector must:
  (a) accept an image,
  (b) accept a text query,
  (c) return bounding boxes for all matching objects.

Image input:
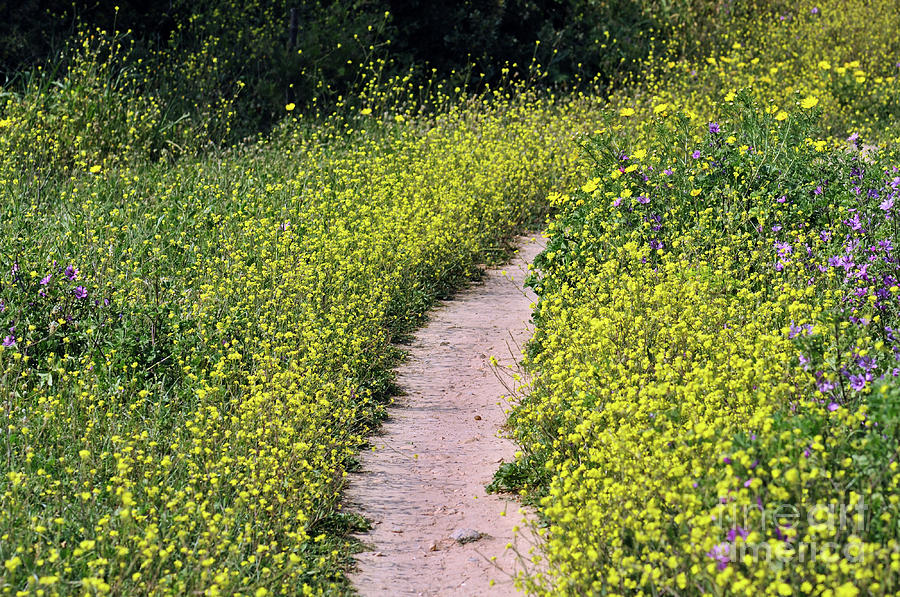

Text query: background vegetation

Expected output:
[497,0,900,594]
[4,0,900,595]
[1,0,755,140]
[0,2,614,594]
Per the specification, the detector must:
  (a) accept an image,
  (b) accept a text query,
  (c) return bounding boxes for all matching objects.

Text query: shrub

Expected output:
[0,78,602,594]
[505,94,900,594]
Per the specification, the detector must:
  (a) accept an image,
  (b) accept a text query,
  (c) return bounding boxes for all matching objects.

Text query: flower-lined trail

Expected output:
[346,235,543,596]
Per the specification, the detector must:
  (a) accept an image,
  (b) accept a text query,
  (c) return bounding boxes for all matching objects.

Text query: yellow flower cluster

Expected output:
[610,0,900,140]
[0,31,235,176]
[514,137,900,594]
[0,57,603,594]
[517,240,802,593]
[507,5,900,586]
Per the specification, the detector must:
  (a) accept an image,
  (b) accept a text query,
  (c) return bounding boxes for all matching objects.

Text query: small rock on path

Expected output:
[450,529,484,544]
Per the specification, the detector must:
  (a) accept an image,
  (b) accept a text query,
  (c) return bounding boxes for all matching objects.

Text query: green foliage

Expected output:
[505,86,900,595]
[0,28,232,177]
[1,0,765,141]
[0,60,603,592]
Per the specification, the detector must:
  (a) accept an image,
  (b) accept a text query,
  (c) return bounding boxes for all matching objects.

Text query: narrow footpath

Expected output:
[346,234,544,597]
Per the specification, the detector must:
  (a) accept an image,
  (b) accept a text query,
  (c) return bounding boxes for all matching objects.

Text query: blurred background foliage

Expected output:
[0,0,761,141]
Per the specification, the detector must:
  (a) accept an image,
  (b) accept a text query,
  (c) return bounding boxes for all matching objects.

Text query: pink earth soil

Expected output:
[346,235,544,596]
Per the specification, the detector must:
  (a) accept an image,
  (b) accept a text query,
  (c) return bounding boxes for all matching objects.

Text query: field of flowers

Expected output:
[6,0,900,595]
[502,1,900,595]
[0,35,606,594]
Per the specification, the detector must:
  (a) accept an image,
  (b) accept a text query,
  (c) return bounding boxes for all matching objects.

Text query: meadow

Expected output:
[499,1,900,595]
[2,0,900,595]
[0,33,606,595]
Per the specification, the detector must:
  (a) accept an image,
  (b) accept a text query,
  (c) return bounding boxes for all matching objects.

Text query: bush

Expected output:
[0,30,193,175]
[504,94,900,594]
[611,0,900,141]
[2,0,760,141]
[0,77,603,594]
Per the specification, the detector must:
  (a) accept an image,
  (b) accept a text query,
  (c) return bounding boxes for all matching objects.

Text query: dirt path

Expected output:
[345,234,543,597]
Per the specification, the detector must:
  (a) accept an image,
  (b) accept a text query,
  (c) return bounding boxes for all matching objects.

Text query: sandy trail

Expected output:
[345,234,543,597]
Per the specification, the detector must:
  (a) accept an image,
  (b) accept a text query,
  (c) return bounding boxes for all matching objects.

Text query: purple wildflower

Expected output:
[844,213,862,231]
[40,274,52,286]
[849,374,869,391]
[852,263,870,281]
[73,286,87,299]
[832,255,855,271]
[709,122,720,133]
[777,195,787,203]
[663,168,674,176]
[637,195,650,204]
[64,265,78,281]
[2,335,14,348]
[692,150,702,159]
[649,239,664,250]
[706,543,731,570]
[828,402,841,411]
[775,241,793,256]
